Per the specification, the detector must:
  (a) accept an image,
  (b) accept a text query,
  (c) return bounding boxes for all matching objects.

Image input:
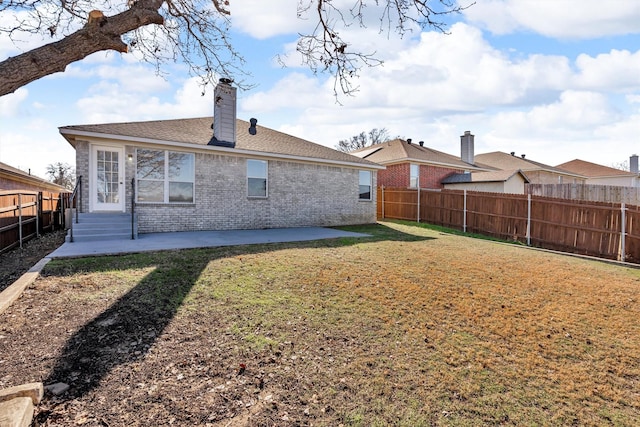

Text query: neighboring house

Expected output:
[474,151,586,185]
[350,131,489,189]
[556,156,640,187]
[441,170,530,194]
[59,79,383,233]
[0,161,67,192]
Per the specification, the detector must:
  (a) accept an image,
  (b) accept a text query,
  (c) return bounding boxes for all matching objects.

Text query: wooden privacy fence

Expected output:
[0,190,71,254]
[377,187,640,263]
[527,183,640,205]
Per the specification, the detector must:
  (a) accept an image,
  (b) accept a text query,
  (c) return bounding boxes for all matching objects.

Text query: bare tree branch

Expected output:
[0,0,474,98]
[336,127,390,152]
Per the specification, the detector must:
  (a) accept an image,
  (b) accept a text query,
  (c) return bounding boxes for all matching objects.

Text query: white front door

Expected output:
[92,145,124,212]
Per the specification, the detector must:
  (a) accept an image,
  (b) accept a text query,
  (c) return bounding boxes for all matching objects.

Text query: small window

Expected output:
[359,170,372,200]
[247,159,267,197]
[410,164,419,188]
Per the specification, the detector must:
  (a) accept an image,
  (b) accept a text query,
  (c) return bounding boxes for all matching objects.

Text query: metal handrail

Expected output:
[68,176,82,243]
[131,177,136,240]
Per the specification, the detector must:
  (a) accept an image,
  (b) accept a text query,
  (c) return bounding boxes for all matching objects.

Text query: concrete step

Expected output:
[67,213,137,243]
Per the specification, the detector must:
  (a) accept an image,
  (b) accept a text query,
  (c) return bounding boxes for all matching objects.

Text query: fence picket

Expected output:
[378,188,640,263]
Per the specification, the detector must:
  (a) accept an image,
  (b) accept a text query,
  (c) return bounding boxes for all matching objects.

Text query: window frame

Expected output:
[247,159,268,198]
[135,148,195,204]
[409,163,420,188]
[359,170,372,201]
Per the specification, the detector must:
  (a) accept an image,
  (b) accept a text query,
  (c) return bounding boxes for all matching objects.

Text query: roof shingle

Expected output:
[556,159,637,178]
[60,117,380,168]
[350,139,487,170]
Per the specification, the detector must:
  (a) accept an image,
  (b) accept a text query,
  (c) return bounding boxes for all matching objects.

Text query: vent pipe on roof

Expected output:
[419,141,424,147]
[510,152,515,156]
[521,154,526,159]
[407,138,412,144]
[209,78,237,148]
[631,154,639,174]
[460,131,474,164]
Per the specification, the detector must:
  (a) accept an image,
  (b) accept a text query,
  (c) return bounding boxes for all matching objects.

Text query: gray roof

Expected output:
[441,169,530,184]
[60,117,382,169]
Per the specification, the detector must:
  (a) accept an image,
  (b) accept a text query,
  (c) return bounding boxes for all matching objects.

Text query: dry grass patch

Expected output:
[0,221,639,426]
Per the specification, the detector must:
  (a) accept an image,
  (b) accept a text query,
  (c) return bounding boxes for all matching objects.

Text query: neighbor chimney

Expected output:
[460,131,474,164]
[631,154,639,174]
[209,78,237,148]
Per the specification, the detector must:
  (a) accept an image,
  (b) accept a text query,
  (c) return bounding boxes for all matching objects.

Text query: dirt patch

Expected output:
[0,230,66,293]
[0,222,639,426]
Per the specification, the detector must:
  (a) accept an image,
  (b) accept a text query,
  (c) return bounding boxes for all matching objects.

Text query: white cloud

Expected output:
[239,21,640,167]
[0,88,28,117]
[0,125,76,179]
[75,77,212,123]
[230,0,309,39]
[464,0,640,39]
[575,49,640,91]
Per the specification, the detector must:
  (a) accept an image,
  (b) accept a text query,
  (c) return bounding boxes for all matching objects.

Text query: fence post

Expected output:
[36,192,41,237]
[381,186,385,219]
[620,203,626,262]
[527,194,531,246]
[417,187,420,223]
[18,193,23,249]
[463,189,467,233]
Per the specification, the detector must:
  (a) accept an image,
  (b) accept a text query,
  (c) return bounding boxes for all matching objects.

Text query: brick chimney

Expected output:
[209,78,237,148]
[461,131,474,164]
[631,154,639,174]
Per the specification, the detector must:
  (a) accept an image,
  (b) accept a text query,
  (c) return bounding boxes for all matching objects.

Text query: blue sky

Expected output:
[1,0,640,179]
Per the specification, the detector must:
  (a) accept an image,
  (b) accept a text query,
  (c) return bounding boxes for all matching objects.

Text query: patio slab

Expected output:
[49,227,369,258]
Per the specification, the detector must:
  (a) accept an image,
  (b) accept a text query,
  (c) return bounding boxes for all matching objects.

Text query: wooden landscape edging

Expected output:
[377,187,640,263]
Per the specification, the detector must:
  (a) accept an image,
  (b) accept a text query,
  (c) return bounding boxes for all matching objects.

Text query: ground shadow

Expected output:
[39,223,434,405]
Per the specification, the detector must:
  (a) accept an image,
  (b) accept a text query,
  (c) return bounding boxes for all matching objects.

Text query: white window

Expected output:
[410,164,419,188]
[247,159,268,197]
[359,170,372,200]
[136,149,194,203]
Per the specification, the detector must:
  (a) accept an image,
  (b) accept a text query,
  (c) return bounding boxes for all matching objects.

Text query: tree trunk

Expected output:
[0,4,164,97]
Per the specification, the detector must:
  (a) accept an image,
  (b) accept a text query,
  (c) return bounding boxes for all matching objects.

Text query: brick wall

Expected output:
[378,164,409,187]
[420,165,463,189]
[378,162,463,189]
[136,153,376,232]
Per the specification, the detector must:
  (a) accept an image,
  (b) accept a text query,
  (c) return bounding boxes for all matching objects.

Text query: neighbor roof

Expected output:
[59,117,383,169]
[475,152,585,179]
[556,159,637,178]
[441,169,530,184]
[350,139,489,171]
[0,161,67,191]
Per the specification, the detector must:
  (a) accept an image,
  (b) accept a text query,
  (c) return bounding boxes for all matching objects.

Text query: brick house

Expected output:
[59,79,382,233]
[350,131,489,189]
